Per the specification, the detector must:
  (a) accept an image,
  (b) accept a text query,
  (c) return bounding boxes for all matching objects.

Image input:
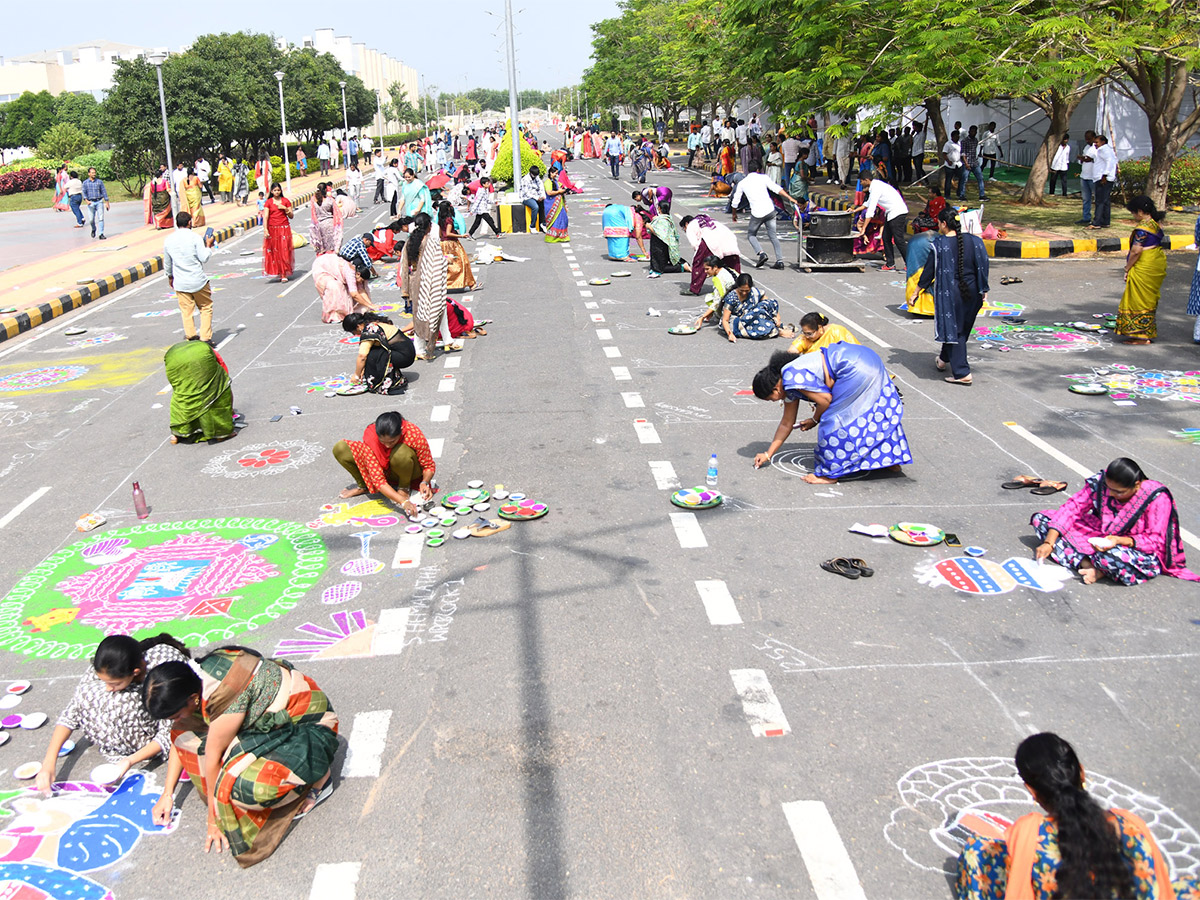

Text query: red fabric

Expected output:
[446,298,475,338]
[356,420,436,486]
[262,197,294,278]
[361,423,391,470]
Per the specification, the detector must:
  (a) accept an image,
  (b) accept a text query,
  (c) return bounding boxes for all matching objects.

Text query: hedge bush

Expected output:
[0,156,61,176]
[0,167,56,195]
[72,150,116,180]
[1116,150,1200,206]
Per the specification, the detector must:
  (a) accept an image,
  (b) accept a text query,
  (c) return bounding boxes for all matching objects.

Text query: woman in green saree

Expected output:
[164,340,234,443]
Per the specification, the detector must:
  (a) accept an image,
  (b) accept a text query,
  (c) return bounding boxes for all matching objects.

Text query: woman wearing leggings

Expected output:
[467,177,501,237]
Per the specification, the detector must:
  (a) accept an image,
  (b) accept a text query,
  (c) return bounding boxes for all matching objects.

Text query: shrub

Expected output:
[1116,150,1200,207]
[73,150,116,181]
[37,123,95,160]
[0,167,56,196]
[380,130,424,149]
[489,128,544,185]
[0,156,62,176]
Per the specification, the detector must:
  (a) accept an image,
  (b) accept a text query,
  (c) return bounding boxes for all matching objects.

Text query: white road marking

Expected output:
[603,346,622,358]
[391,532,424,569]
[0,487,51,529]
[633,419,660,444]
[1004,421,1200,550]
[729,669,790,737]
[669,511,707,548]
[430,405,451,422]
[802,294,891,349]
[428,438,444,458]
[648,460,680,490]
[695,579,742,625]
[214,332,238,351]
[437,376,456,392]
[621,391,644,408]
[576,280,588,286]
[781,801,868,900]
[565,255,576,260]
[595,328,612,340]
[373,607,411,655]
[584,301,599,309]
[342,710,393,777]
[580,290,593,297]
[444,356,461,369]
[278,269,314,297]
[611,366,632,381]
[590,314,605,322]
[309,862,362,900]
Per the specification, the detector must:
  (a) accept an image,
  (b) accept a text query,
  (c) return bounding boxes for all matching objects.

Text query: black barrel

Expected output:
[809,210,852,237]
[806,236,855,264]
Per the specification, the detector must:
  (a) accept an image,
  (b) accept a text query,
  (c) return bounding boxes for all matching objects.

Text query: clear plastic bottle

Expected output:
[132,482,149,519]
[706,453,718,486]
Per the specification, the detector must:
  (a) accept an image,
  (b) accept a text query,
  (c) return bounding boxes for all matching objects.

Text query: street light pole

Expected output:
[504,0,522,196]
[374,89,383,143]
[147,52,178,221]
[421,77,429,138]
[274,71,292,197]
[338,80,349,163]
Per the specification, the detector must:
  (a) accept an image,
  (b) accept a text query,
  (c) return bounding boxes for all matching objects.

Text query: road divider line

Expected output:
[611,366,632,381]
[0,486,51,529]
[437,375,456,392]
[214,332,237,352]
[669,512,707,548]
[590,313,606,323]
[430,405,451,422]
[649,460,680,490]
[633,419,661,444]
[621,391,644,408]
[730,669,790,737]
[444,356,461,369]
[584,301,599,309]
[278,269,314,298]
[695,580,742,625]
[428,438,444,459]
[603,346,622,358]
[595,328,612,340]
[342,710,393,777]
[781,801,868,900]
[373,607,411,655]
[1004,421,1200,550]
[309,862,362,900]
[580,290,593,297]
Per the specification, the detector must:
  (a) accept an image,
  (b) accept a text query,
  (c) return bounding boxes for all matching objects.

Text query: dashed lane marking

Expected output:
[648,460,680,490]
[342,710,393,777]
[781,801,868,900]
[695,579,742,625]
[633,419,661,444]
[430,405,451,422]
[669,511,707,548]
[621,391,644,408]
[730,669,790,737]
[309,862,362,900]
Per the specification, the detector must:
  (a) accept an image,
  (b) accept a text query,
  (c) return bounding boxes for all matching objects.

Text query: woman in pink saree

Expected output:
[1032,457,1198,585]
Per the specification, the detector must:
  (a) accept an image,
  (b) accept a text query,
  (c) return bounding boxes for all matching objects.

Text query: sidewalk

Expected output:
[0,169,341,344]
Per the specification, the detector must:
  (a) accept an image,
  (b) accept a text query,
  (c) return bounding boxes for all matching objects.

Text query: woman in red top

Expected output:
[262,183,295,282]
[331,411,437,519]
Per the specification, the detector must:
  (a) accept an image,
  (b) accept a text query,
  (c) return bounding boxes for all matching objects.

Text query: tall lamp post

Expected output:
[147,51,178,221]
[338,80,349,162]
[504,0,521,197]
[374,88,383,143]
[274,71,292,197]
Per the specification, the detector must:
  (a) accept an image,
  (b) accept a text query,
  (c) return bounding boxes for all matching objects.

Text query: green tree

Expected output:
[0,90,56,149]
[386,82,419,126]
[53,93,105,138]
[489,122,544,183]
[37,123,95,159]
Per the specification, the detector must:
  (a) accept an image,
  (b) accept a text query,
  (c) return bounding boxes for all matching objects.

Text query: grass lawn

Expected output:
[0,185,141,213]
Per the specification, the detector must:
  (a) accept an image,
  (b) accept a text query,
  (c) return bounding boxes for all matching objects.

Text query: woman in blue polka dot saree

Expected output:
[752,343,913,484]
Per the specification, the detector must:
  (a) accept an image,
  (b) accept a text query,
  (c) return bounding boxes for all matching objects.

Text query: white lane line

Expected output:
[649,460,680,490]
[603,346,622,358]
[576,280,588,286]
[428,438,445,458]
[214,332,237,351]
[342,709,393,777]
[669,511,707,548]
[781,801,868,900]
[443,356,461,369]
[590,313,605,322]
[611,366,632,381]
[437,375,456,392]
[0,487,51,529]
[584,301,599,309]
[695,580,742,625]
[580,290,593,297]
[391,532,424,569]
[278,269,314,297]
[430,405,451,422]
[802,294,891,349]
[1004,421,1200,551]
[633,419,661,444]
[621,391,644,408]
[730,669,790,737]
[309,862,362,900]
[372,607,411,655]
[595,328,612,340]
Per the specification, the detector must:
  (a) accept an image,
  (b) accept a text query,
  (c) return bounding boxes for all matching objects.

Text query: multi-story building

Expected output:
[0,41,154,102]
[295,28,420,134]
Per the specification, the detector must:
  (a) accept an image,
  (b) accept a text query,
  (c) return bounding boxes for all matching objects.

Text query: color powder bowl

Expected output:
[426,538,445,548]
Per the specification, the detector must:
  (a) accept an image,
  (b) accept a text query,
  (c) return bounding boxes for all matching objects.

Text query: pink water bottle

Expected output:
[132,481,149,519]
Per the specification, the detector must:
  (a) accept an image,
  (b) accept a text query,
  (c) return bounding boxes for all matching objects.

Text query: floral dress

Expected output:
[724,287,779,339]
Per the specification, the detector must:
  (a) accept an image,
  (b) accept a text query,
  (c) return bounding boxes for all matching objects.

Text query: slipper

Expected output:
[935,357,947,371]
[820,558,861,579]
[1002,475,1044,490]
[468,519,512,537]
[846,558,874,577]
[294,781,333,820]
[472,327,487,335]
[1031,481,1067,495]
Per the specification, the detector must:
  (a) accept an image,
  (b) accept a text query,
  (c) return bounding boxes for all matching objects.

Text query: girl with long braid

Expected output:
[917,208,990,385]
[955,732,1200,899]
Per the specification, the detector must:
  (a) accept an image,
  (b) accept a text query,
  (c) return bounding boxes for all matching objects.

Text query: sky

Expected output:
[3,0,620,91]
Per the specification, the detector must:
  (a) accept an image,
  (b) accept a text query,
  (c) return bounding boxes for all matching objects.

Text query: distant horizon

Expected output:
[3,1,617,91]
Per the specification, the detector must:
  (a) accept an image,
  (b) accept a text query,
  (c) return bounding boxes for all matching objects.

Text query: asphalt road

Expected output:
[0,199,156,271]
[0,143,1197,900]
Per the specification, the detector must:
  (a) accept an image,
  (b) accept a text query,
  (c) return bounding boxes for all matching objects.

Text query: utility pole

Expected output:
[504,0,522,194]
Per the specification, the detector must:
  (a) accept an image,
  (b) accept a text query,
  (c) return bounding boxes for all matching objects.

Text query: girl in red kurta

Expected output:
[262,183,295,282]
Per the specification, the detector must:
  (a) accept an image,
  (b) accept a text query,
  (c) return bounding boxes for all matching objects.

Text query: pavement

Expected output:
[0,142,1197,899]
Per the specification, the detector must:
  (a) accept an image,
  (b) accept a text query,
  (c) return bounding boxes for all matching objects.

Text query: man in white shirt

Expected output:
[941,131,963,200]
[855,170,909,270]
[1090,134,1118,229]
[163,210,217,343]
[731,160,799,269]
[360,135,373,156]
[979,122,1002,178]
[171,162,187,201]
[317,141,331,176]
[735,119,748,146]
[781,134,802,189]
[372,151,387,205]
[1076,129,1097,225]
[699,121,713,159]
[720,120,735,146]
[194,156,213,202]
[834,124,852,187]
[520,165,547,231]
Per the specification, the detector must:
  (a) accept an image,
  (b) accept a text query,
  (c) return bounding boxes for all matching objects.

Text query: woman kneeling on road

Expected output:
[331,411,437,519]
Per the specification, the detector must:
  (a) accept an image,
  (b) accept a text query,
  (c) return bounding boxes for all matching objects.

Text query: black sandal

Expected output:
[846,558,874,577]
[821,558,861,579]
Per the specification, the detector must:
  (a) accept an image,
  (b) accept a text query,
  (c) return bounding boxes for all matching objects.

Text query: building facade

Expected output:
[298,28,419,134]
[0,41,153,103]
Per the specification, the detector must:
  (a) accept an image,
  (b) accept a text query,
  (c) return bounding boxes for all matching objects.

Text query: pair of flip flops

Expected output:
[999,276,1023,285]
[1001,475,1067,495]
[820,558,874,579]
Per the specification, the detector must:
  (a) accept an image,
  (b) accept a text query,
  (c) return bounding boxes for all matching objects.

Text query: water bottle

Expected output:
[132,482,149,519]
[706,453,718,486]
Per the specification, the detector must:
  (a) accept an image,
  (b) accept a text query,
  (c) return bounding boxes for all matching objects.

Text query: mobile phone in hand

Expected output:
[204,227,214,241]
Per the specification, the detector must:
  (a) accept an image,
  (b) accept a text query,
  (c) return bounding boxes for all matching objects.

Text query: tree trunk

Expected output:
[1143,130,1178,209]
[1018,97,1074,206]
[923,98,946,149]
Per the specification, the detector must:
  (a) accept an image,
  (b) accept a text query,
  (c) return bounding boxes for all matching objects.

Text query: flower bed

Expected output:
[0,167,55,196]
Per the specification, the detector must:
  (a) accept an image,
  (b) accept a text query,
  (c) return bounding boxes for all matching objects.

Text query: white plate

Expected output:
[0,695,21,710]
[452,528,471,539]
[493,490,509,500]
[0,733,8,747]
[473,503,490,512]
[6,681,30,695]
[467,479,484,489]
[59,739,76,756]
[90,763,123,785]
[14,761,40,779]
[20,712,47,729]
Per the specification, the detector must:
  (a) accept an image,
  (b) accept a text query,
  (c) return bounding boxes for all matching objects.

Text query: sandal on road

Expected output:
[846,558,874,577]
[820,558,861,579]
[1002,475,1045,490]
[1031,480,1068,495]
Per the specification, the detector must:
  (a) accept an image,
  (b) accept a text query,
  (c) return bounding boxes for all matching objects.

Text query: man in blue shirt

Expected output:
[604,133,623,179]
[163,210,217,342]
[348,137,358,168]
[80,167,110,240]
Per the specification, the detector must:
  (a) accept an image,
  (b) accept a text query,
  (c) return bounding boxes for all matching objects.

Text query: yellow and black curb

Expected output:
[0,180,339,346]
